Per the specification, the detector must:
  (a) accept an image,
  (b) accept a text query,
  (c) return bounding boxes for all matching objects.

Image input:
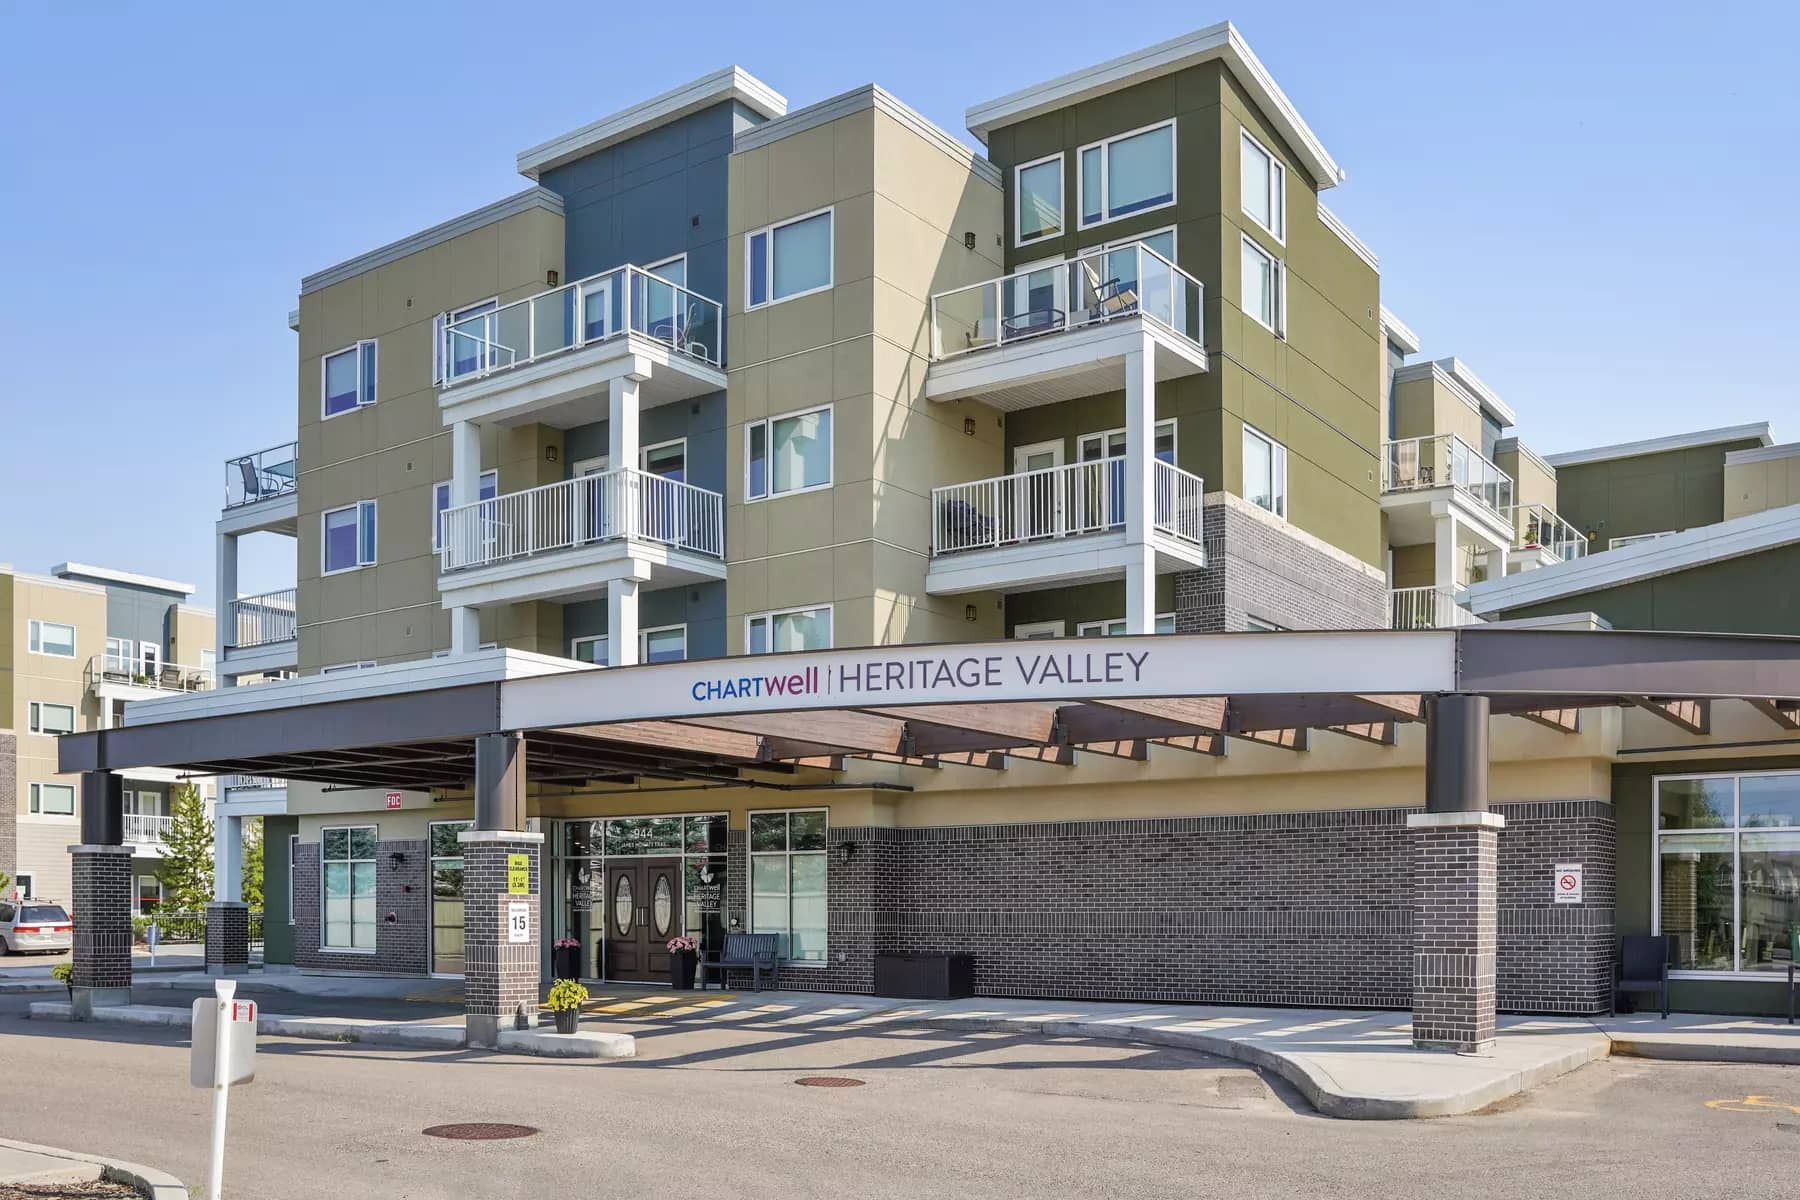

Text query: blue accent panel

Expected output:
[558,390,726,497]
[560,582,725,661]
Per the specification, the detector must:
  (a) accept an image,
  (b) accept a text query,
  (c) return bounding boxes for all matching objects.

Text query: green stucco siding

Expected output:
[1500,545,1800,634]
[1554,439,1765,547]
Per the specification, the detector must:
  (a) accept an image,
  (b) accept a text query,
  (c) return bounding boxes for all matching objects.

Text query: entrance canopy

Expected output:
[56,628,1800,790]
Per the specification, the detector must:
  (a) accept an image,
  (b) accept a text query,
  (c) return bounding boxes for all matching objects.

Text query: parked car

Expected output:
[0,900,74,955]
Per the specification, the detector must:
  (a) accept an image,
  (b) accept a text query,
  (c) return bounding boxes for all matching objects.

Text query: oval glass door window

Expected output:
[613,873,634,936]
[652,873,674,937]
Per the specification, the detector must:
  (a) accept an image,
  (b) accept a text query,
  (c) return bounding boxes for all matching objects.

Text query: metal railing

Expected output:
[442,265,722,386]
[1509,504,1588,563]
[441,467,724,571]
[124,813,173,844]
[1381,434,1514,514]
[86,653,214,693]
[931,458,1205,554]
[222,774,286,793]
[929,244,1204,361]
[228,588,296,648]
[1609,530,1677,550]
[224,441,298,509]
[1386,586,1481,630]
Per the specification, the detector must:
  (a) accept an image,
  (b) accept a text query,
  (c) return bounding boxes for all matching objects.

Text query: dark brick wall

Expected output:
[461,837,541,1031]
[0,731,15,886]
[1411,822,1499,1049]
[70,846,132,989]
[1174,493,1387,632]
[204,902,250,968]
[1495,801,1616,1013]
[292,838,429,974]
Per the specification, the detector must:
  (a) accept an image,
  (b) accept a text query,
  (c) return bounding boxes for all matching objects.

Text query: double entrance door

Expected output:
[602,857,681,982]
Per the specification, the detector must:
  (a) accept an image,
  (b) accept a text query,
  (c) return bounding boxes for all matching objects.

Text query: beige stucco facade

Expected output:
[1723,444,1800,520]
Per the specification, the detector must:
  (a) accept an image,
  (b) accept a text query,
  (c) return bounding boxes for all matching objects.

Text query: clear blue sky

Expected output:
[2,1,1794,608]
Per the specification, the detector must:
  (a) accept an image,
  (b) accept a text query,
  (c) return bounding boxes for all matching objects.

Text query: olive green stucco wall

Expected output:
[1614,755,1800,1017]
[984,62,1382,567]
[261,814,297,966]
[1554,438,1764,548]
[1500,544,1800,634]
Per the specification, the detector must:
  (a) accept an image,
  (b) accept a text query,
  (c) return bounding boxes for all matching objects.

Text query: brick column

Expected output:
[204,901,251,975]
[459,831,543,1048]
[68,844,134,1018]
[1408,811,1504,1051]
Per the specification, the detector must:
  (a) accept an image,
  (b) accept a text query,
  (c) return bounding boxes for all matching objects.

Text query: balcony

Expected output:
[1387,586,1481,630]
[1508,504,1589,570]
[926,458,1206,595]
[223,587,298,677]
[87,653,214,697]
[437,264,726,429]
[925,245,1207,409]
[221,441,298,536]
[123,813,173,847]
[437,467,726,608]
[1380,433,1516,552]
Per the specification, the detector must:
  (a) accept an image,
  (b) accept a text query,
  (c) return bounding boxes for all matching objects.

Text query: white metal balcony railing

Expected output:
[441,265,722,387]
[1381,434,1514,514]
[223,774,286,793]
[930,244,1204,361]
[224,441,298,509]
[86,654,214,693]
[229,587,297,648]
[1510,504,1589,563]
[123,814,173,845]
[932,459,1204,555]
[441,467,724,572]
[1386,586,1481,630]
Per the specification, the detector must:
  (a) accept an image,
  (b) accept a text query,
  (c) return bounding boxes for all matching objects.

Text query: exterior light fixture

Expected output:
[963,417,976,436]
[546,269,560,287]
[546,445,559,463]
[965,604,978,622]
[388,851,406,867]
[964,231,976,250]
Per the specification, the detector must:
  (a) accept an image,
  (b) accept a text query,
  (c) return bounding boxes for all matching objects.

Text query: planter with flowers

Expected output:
[552,937,581,982]
[667,935,699,989]
[52,963,73,1000]
[545,978,588,1035]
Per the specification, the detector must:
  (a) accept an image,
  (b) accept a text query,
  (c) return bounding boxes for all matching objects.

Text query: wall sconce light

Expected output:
[388,851,406,867]
[964,604,978,623]
[545,444,559,463]
[964,231,976,250]
[963,416,976,436]
[838,840,859,862]
[546,269,560,287]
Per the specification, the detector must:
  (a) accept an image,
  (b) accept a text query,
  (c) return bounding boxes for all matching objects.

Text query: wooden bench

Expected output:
[702,932,782,992]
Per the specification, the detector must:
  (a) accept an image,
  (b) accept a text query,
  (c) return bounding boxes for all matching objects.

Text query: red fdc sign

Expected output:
[385,791,403,809]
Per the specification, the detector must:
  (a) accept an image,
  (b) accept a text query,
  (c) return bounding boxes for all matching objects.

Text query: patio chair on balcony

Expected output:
[938,498,996,550]
[1080,260,1139,322]
[158,665,184,691]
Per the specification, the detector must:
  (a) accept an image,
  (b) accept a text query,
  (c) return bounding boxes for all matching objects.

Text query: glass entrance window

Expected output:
[557,814,729,980]
[749,809,828,963]
[429,821,469,976]
[1655,772,1800,974]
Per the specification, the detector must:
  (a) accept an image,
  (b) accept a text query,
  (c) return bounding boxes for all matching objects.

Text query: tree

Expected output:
[241,818,265,911]
[156,783,213,912]
[0,870,11,901]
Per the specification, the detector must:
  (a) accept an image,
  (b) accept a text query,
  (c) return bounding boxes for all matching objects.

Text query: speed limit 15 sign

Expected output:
[507,901,531,943]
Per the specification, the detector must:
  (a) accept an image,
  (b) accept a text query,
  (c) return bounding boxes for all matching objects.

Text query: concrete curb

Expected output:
[0,980,65,995]
[498,1027,636,1058]
[1607,1036,1800,1066]
[0,1136,186,1200]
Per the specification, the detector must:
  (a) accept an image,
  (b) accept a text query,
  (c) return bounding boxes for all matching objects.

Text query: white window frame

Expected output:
[136,874,164,916]
[1075,418,1178,465]
[320,339,378,420]
[12,873,33,900]
[745,205,835,310]
[432,471,497,552]
[1240,235,1287,337]
[434,297,499,383]
[320,661,377,674]
[1076,119,1178,232]
[747,807,829,966]
[570,634,608,665]
[1242,423,1289,520]
[28,782,76,817]
[1012,620,1065,639]
[319,823,378,953]
[321,500,378,575]
[1014,151,1065,247]
[104,636,133,673]
[746,604,834,654]
[26,619,76,659]
[1074,614,1176,637]
[27,701,77,736]
[745,403,834,501]
[641,436,688,477]
[1239,128,1286,244]
[568,624,689,667]
[643,253,688,286]
[287,834,299,925]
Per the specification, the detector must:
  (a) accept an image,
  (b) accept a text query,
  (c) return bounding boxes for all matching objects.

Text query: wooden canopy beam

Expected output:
[1634,697,1711,736]
[1748,699,1800,732]
[1515,708,1582,734]
[1326,721,1397,746]
[1233,727,1311,752]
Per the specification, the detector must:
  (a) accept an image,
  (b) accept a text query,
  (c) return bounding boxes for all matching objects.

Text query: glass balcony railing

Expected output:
[1509,504,1589,563]
[440,468,724,572]
[929,244,1203,361]
[441,265,722,387]
[224,441,297,509]
[931,458,1204,555]
[1381,434,1514,515]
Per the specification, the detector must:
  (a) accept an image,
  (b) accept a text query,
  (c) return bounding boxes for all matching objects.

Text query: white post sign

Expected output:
[507,901,531,944]
[191,979,256,1200]
[1554,863,1584,904]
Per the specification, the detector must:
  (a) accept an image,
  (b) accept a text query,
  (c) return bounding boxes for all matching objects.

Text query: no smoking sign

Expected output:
[1554,863,1584,904]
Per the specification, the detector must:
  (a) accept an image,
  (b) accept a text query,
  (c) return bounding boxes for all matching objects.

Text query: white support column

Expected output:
[609,579,640,667]
[609,374,643,543]
[449,419,483,656]
[215,530,237,687]
[1123,333,1157,635]
[1434,509,1460,595]
[214,812,244,903]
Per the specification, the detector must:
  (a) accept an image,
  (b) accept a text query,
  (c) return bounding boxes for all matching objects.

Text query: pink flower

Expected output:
[666,935,698,953]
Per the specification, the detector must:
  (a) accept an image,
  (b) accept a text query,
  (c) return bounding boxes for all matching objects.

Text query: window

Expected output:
[29,782,76,816]
[1239,129,1286,241]
[1242,424,1288,519]
[27,702,76,735]
[1013,621,1065,640]
[287,834,299,925]
[746,405,832,500]
[429,820,471,975]
[749,810,827,963]
[321,661,377,674]
[436,299,498,383]
[746,208,833,308]
[644,254,687,288]
[11,875,32,901]
[320,825,378,951]
[1655,772,1800,975]
[321,340,378,418]
[1015,153,1064,245]
[569,625,687,667]
[136,875,163,916]
[1075,615,1176,636]
[322,501,377,574]
[747,606,832,654]
[432,471,497,551]
[26,620,75,659]
[1246,616,1287,632]
[1241,236,1285,336]
[1078,121,1176,229]
[104,636,133,674]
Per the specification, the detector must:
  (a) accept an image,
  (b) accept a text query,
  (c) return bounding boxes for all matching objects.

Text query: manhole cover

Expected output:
[422,1123,540,1140]
[794,1076,865,1088]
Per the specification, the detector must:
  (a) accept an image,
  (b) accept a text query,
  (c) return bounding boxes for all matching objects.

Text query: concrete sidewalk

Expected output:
[0,1136,186,1198]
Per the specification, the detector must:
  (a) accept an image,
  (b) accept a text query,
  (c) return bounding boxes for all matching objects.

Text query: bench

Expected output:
[702,932,781,992]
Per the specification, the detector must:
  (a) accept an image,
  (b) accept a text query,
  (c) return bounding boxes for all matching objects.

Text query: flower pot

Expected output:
[552,945,581,981]
[671,949,698,990]
[554,1008,578,1035]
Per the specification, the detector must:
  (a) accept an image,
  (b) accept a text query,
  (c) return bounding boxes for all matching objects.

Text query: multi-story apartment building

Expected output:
[70,23,1793,1027]
[1,563,214,906]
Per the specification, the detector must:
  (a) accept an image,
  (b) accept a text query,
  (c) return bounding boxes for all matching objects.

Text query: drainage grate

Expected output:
[422,1123,541,1141]
[794,1076,865,1088]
